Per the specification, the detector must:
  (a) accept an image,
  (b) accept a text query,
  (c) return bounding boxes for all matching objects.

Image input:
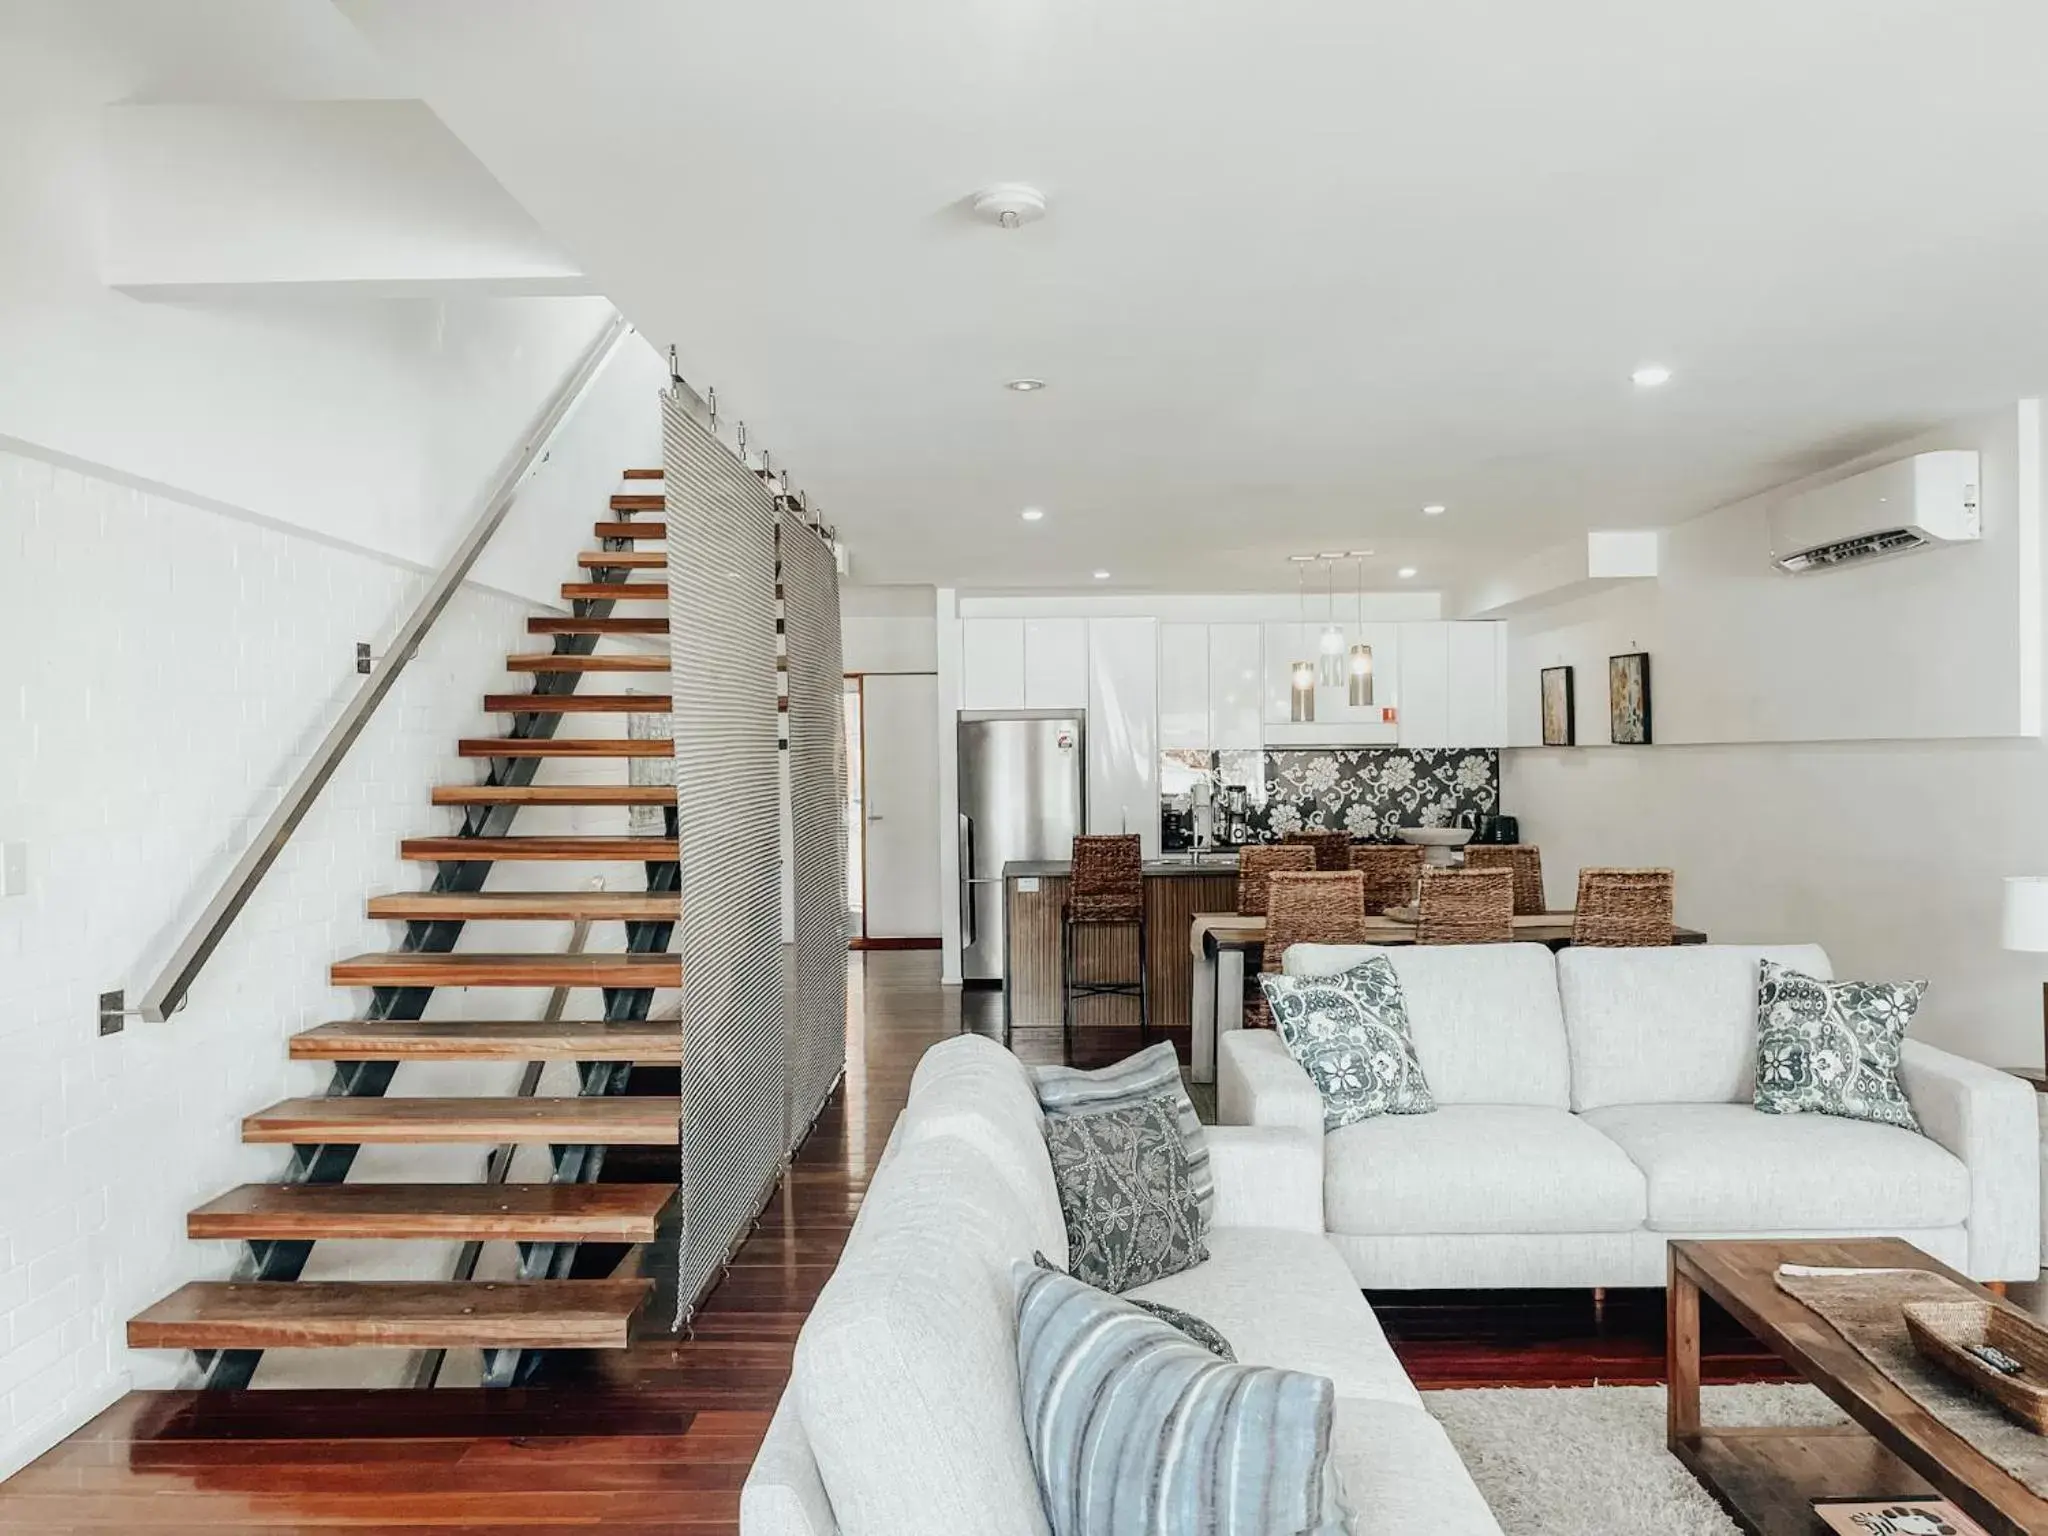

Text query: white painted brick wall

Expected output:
[0,446,667,1471]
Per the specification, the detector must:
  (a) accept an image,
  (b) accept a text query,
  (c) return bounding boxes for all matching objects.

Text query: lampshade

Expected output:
[1347,642,1374,707]
[1289,659,1316,722]
[2004,876,2048,951]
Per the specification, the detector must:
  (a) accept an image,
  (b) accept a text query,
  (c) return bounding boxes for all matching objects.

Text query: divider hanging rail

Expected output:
[135,311,635,1025]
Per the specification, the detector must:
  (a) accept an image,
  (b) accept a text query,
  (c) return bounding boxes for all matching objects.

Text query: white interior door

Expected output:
[861,674,942,938]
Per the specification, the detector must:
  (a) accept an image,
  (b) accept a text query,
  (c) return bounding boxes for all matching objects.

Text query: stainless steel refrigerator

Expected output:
[958,711,1086,983]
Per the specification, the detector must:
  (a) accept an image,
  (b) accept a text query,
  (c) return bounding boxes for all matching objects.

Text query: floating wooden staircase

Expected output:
[129,470,683,1389]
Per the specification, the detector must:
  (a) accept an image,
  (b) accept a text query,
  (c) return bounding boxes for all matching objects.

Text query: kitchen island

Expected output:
[1000,856,1238,1066]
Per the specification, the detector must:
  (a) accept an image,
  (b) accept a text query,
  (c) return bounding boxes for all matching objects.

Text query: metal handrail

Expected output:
[138,311,637,1023]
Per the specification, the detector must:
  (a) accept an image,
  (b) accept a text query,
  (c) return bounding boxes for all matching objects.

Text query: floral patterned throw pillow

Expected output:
[1043,1099,1208,1293]
[1752,960,1927,1133]
[1258,956,1435,1130]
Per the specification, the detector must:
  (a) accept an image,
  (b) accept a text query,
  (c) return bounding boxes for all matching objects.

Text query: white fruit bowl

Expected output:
[1397,827,1473,867]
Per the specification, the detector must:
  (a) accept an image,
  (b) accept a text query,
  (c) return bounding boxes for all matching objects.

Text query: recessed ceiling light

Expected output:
[1020,507,1045,522]
[1631,364,1672,388]
[1422,504,1447,516]
[1006,378,1046,392]
[1092,570,1111,581]
[1397,566,1418,579]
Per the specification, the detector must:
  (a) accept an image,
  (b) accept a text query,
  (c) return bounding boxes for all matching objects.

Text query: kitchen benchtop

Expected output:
[1003,856,1243,879]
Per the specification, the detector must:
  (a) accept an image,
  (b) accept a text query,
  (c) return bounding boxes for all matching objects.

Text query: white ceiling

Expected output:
[256,4,2048,588]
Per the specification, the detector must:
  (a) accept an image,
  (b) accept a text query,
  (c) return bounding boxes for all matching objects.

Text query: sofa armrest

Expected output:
[1900,1041,2041,1281]
[742,1391,838,1536]
[1205,1125,1323,1232]
[1218,1030,1323,1137]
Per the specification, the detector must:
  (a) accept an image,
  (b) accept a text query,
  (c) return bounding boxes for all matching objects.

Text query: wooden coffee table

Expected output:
[1668,1238,2048,1536]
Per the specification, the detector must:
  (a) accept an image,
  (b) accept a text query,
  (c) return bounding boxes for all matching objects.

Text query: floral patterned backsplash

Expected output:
[1162,748,1499,843]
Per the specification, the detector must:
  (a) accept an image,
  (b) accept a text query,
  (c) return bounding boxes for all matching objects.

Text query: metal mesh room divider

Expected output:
[663,391,787,1326]
[779,515,848,1143]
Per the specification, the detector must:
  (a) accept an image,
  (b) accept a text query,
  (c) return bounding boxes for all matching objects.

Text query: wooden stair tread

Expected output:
[483,693,666,714]
[592,522,664,540]
[458,738,672,758]
[187,1183,674,1242]
[430,784,672,806]
[622,467,662,480]
[578,550,665,568]
[401,836,678,862]
[609,494,664,512]
[562,581,668,600]
[506,652,665,672]
[367,890,678,921]
[128,1279,652,1351]
[242,1096,681,1145]
[291,1018,679,1062]
[331,951,680,987]
[528,616,666,635]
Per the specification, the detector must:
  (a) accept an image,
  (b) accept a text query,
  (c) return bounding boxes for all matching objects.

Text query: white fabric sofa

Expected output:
[1222,942,2041,1290]
[741,1033,1504,1536]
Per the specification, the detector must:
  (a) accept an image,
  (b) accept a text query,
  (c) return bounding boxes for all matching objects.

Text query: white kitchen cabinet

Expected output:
[1207,623,1263,750]
[1446,622,1506,746]
[1087,618,1159,853]
[1158,623,1210,749]
[1262,622,1401,744]
[1396,622,1450,748]
[1023,618,1088,709]
[961,619,1026,710]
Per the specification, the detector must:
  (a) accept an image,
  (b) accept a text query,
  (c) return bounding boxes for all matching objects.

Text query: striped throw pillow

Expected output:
[1032,1041,1214,1227]
[1014,1261,1346,1536]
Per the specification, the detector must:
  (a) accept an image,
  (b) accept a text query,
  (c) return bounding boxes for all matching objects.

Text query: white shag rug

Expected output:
[1423,1383,1848,1536]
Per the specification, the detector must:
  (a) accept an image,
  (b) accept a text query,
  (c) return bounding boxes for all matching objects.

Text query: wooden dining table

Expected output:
[1184,909,1708,1083]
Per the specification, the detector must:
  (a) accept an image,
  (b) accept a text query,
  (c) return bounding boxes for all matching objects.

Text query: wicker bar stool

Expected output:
[1415,866,1514,945]
[1246,870,1369,1027]
[1235,844,1317,916]
[1062,834,1149,1060]
[1348,843,1425,915]
[1571,867,1675,947]
[1463,845,1545,916]
[1285,828,1354,872]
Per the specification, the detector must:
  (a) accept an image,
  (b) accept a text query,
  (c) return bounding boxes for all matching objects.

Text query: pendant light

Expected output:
[1317,558,1346,687]
[1347,553,1375,707]
[1290,562,1316,722]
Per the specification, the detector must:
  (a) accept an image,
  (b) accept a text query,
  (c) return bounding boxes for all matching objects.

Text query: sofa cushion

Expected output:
[793,1132,1050,1536]
[1032,1040,1213,1225]
[1260,956,1436,1129]
[1124,1225,1423,1409]
[1015,1262,1342,1536]
[1324,1105,1648,1236]
[1328,1399,1505,1536]
[1754,960,1926,1133]
[1559,944,1834,1111]
[1285,943,1571,1109]
[898,1033,1066,1264]
[1583,1102,1970,1232]
[1045,1098,1207,1292]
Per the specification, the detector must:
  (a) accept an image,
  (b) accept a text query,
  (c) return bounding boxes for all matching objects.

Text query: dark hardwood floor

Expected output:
[1,951,2026,1532]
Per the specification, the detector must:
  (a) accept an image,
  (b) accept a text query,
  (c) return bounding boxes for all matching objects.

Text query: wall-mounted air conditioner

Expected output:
[1767,450,1980,574]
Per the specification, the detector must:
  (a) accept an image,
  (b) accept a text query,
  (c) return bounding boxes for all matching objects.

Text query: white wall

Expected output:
[1501,403,2048,1067]
[842,584,938,674]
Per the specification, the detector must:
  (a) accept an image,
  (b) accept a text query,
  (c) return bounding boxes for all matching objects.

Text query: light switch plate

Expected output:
[1018,877,1040,893]
[1,842,24,898]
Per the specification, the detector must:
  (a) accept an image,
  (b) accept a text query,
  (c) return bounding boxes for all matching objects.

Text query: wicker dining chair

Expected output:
[1463,845,1545,916]
[1063,834,1149,1059]
[1235,844,1318,916]
[1415,866,1514,945]
[1284,829,1354,872]
[1246,870,1370,1027]
[1348,843,1425,915]
[1571,867,1675,947]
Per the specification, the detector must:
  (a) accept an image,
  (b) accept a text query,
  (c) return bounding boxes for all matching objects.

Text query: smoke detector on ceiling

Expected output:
[972,183,1048,229]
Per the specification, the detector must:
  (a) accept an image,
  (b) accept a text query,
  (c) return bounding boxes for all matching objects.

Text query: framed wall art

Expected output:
[1609,652,1651,744]
[1539,666,1575,746]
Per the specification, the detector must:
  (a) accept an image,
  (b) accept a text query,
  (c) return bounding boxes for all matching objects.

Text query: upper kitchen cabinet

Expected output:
[1262,622,1400,744]
[1158,623,1209,749]
[1023,618,1088,709]
[1087,618,1159,853]
[1208,623,1263,749]
[961,618,1026,710]
[1396,621,1506,748]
